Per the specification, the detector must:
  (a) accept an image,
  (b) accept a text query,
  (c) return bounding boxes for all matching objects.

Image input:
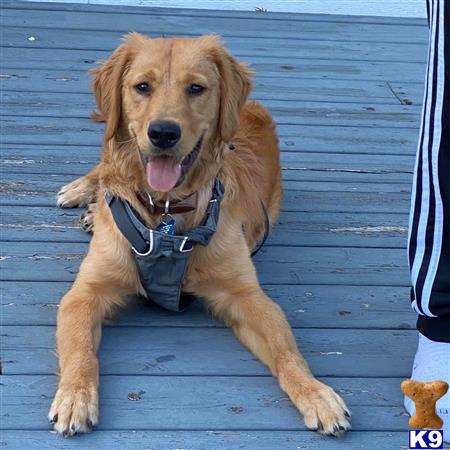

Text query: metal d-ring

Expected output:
[132,229,154,256]
[179,236,193,253]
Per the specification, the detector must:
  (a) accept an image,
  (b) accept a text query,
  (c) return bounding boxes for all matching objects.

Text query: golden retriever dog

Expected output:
[49,33,350,437]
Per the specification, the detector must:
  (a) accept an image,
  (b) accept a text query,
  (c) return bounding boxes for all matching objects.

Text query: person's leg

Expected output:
[406,0,450,441]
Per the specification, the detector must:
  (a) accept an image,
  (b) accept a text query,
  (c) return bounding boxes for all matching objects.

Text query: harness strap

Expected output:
[106,183,269,258]
[105,192,149,254]
[104,179,224,312]
[251,202,270,257]
[105,178,224,254]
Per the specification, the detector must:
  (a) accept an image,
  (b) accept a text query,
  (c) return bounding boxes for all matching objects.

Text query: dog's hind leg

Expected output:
[57,164,101,208]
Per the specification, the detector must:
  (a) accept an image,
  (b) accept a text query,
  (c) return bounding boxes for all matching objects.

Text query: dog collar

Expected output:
[138,190,198,215]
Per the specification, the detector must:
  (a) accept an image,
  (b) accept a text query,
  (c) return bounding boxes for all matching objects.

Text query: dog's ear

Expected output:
[91,36,134,142]
[206,36,253,142]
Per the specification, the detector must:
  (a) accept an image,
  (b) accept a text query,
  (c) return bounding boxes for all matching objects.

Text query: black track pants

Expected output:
[408,0,450,342]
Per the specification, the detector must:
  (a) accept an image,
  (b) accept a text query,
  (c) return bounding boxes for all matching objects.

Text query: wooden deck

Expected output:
[0,2,427,448]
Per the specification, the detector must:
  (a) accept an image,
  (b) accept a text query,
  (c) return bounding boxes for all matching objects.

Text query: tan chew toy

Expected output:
[401,379,449,429]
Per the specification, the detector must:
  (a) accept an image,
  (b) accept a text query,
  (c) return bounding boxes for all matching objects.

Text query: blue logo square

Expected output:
[409,430,444,449]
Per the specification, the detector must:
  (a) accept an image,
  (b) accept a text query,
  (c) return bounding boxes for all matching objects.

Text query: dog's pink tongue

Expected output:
[146,156,182,192]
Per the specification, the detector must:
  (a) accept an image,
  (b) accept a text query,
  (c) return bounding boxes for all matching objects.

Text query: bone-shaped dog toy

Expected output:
[401,379,449,429]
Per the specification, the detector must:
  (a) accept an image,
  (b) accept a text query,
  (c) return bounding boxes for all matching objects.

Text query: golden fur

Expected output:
[50,33,350,437]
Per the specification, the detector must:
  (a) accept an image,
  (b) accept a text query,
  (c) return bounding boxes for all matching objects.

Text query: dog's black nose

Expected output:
[148,121,181,149]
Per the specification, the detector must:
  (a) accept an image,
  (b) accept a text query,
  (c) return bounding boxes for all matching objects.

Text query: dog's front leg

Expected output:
[47,280,115,436]
[48,205,139,436]
[194,244,351,436]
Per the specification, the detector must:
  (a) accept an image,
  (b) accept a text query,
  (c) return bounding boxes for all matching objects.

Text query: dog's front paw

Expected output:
[299,380,351,437]
[48,382,98,436]
[57,177,95,208]
[280,371,351,437]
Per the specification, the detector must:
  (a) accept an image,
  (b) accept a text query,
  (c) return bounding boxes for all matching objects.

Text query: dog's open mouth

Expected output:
[144,136,203,192]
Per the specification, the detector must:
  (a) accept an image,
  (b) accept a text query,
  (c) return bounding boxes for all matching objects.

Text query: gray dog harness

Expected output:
[105,179,224,312]
[105,178,269,312]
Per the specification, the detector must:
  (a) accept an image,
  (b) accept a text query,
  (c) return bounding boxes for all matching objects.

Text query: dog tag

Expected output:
[157,216,176,235]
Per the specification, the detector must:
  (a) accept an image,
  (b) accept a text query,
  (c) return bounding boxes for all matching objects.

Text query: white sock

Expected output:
[404,332,450,443]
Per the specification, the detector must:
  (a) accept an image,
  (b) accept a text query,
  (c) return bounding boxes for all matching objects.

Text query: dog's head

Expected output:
[92,33,251,193]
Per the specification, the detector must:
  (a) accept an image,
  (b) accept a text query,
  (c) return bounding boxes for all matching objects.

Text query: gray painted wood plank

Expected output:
[1,93,421,132]
[2,325,416,377]
[0,92,421,128]
[0,430,408,450]
[65,0,425,19]
[0,241,410,285]
[2,0,428,25]
[0,174,412,212]
[0,282,415,329]
[1,144,415,182]
[0,172,412,195]
[2,156,414,185]
[7,171,409,192]
[1,375,410,430]
[0,69,422,105]
[1,8,428,45]
[1,163,414,183]
[0,47,427,82]
[0,206,409,248]
[2,26,427,63]
[0,116,420,154]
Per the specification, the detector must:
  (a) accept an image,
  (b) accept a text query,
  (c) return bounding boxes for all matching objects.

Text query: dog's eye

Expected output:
[188,84,205,95]
[135,82,151,94]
